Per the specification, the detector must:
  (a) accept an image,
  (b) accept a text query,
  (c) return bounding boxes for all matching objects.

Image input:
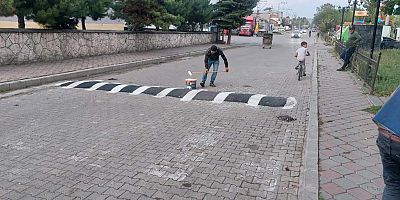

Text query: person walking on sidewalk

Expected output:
[295,41,310,76]
[373,86,400,200]
[337,26,362,71]
[200,45,229,87]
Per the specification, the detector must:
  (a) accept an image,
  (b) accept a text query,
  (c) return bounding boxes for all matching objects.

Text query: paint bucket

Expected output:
[185,78,197,89]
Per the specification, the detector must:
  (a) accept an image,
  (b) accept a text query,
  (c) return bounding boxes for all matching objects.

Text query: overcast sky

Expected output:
[210,0,350,18]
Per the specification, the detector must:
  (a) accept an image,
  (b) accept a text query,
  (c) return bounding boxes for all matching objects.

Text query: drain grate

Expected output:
[277,115,297,122]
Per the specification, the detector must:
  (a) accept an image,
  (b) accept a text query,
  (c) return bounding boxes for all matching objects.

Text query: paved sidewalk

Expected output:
[0,44,228,83]
[317,44,384,200]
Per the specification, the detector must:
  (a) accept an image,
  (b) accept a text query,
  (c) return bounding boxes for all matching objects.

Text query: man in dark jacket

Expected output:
[337,26,362,71]
[200,45,229,87]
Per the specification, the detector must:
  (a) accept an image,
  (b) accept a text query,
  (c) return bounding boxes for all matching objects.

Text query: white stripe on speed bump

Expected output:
[86,82,108,91]
[62,81,88,89]
[108,84,128,93]
[181,90,205,102]
[155,88,177,98]
[247,94,266,107]
[212,92,234,104]
[283,97,297,109]
[131,86,151,95]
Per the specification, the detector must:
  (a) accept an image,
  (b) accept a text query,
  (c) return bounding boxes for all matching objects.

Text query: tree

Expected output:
[78,0,112,30]
[165,0,212,31]
[212,0,258,44]
[313,3,351,32]
[0,0,14,17]
[0,0,35,29]
[29,0,82,29]
[384,0,400,15]
[112,0,179,31]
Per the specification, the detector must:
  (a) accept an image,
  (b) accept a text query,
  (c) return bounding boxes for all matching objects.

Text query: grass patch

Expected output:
[374,49,400,96]
[363,105,382,114]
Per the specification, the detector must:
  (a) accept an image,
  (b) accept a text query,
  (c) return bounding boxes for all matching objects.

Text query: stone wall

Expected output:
[0,29,215,65]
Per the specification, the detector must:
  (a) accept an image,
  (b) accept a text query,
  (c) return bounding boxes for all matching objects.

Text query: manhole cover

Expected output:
[247,144,259,150]
[277,115,297,122]
[182,183,192,188]
[242,85,252,88]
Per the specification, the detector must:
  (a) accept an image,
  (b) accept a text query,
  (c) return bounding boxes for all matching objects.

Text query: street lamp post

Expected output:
[370,0,382,58]
[348,0,364,25]
[339,6,346,41]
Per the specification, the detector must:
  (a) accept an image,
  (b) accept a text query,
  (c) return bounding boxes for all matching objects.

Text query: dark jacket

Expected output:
[204,48,228,69]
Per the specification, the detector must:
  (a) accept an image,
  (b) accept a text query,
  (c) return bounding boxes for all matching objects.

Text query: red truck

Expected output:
[239,16,254,36]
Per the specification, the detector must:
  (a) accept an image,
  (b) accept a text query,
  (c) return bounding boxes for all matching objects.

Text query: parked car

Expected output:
[380,37,400,49]
[291,31,301,38]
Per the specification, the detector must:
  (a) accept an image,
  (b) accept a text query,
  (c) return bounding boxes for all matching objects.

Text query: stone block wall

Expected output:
[0,29,214,65]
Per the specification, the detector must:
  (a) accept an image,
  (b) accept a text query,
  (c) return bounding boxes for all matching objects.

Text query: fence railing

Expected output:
[333,40,382,94]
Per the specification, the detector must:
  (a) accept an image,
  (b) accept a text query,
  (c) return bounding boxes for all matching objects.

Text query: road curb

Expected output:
[0,46,238,92]
[299,44,319,200]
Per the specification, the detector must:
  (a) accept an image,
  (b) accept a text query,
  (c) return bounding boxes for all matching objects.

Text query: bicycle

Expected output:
[296,61,305,81]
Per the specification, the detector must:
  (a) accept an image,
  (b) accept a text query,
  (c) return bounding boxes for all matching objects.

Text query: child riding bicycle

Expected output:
[295,41,310,76]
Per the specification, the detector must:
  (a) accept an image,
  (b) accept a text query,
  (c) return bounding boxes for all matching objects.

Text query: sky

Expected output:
[210,0,350,19]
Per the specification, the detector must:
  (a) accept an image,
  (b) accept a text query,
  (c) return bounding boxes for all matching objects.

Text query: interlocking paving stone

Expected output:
[317,43,383,200]
[0,36,311,199]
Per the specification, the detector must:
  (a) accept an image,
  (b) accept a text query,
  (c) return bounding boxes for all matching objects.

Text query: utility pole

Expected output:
[370,0,381,58]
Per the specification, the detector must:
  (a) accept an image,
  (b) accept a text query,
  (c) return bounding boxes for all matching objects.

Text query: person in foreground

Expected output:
[200,45,229,87]
[373,86,400,200]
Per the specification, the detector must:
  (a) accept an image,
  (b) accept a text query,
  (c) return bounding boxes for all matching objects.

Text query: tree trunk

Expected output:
[17,15,25,29]
[227,29,232,45]
[81,18,86,30]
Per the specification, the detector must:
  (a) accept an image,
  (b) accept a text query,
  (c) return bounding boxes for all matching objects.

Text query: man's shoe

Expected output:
[200,82,205,87]
[210,83,216,87]
[337,68,344,71]
[303,73,306,76]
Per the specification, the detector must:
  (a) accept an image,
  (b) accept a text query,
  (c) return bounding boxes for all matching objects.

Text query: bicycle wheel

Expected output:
[298,65,302,81]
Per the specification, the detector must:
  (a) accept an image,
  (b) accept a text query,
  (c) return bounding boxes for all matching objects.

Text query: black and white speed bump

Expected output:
[56,80,297,109]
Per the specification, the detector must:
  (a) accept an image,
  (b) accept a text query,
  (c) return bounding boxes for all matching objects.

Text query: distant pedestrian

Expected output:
[337,26,361,71]
[373,86,400,200]
[309,30,312,37]
[200,45,229,87]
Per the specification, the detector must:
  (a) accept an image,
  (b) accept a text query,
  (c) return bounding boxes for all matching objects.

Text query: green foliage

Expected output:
[212,0,258,29]
[291,17,310,28]
[78,0,112,20]
[165,0,212,31]
[313,3,352,33]
[112,0,179,31]
[382,0,400,15]
[0,0,14,16]
[0,0,111,29]
[29,0,82,29]
[375,49,400,96]
[363,105,382,114]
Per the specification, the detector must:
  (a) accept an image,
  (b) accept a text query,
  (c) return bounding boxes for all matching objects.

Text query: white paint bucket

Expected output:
[185,79,197,89]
